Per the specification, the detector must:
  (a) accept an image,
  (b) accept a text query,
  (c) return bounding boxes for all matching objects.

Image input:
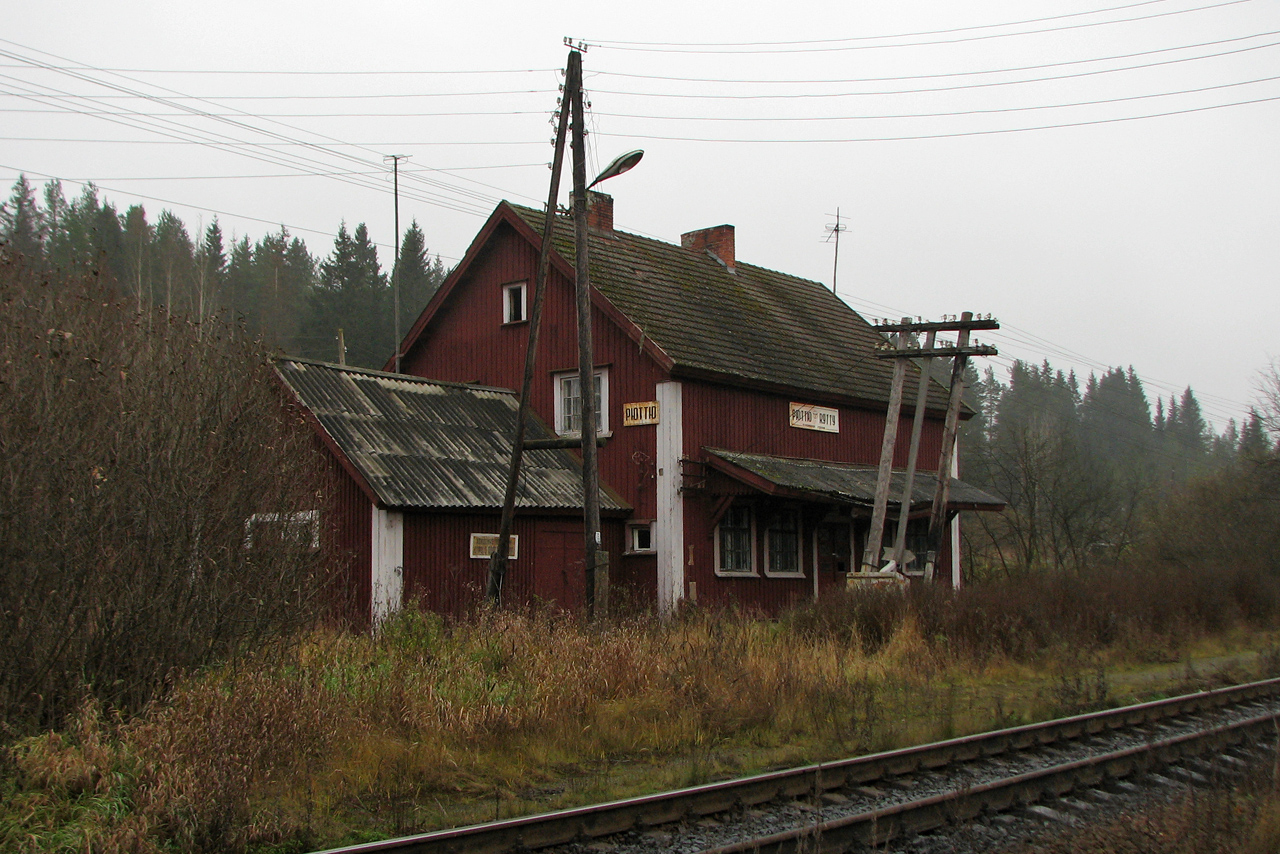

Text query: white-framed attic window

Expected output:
[502,281,527,324]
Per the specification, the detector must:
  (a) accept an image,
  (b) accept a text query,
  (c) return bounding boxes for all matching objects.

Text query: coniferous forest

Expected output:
[0,175,447,369]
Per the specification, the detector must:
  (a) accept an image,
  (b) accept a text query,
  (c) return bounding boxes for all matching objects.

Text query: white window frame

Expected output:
[625,520,655,555]
[763,508,804,577]
[554,367,609,436]
[502,281,527,325]
[243,510,320,550]
[714,504,757,576]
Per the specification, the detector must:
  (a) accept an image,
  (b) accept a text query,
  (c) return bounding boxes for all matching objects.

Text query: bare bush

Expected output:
[0,249,333,735]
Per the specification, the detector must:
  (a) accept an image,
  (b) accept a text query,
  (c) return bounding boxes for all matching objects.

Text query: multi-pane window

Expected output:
[717,505,754,573]
[555,370,607,435]
[764,509,802,575]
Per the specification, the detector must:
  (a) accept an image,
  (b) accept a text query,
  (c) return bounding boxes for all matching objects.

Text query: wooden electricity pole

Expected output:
[860,319,910,574]
[569,48,607,618]
[870,313,999,578]
[485,52,575,604]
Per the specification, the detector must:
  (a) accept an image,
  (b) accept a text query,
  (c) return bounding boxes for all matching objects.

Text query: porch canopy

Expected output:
[702,448,1004,516]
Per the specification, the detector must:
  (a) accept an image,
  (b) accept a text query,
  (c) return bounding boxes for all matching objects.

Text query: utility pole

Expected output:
[870,313,999,579]
[385,154,409,373]
[568,47,607,618]
[860,319,910,574]
[890,329,936,572]
[824,208,846,293]
[486,55,575,604]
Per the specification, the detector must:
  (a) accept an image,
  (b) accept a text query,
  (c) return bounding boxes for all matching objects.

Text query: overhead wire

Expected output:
[0,38,543,215]
[582,0,1258,53]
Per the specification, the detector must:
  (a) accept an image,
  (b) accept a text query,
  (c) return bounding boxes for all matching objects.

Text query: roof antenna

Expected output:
[823,208,846,293]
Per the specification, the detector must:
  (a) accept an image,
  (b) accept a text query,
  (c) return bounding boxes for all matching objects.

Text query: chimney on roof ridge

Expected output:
[681,224,735,272]
[586,191,613,234]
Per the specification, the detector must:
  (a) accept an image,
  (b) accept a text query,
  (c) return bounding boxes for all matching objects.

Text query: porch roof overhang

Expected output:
[701,448,1005,514]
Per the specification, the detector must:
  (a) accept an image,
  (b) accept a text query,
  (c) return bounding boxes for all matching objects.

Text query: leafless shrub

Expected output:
[0,249,333,735]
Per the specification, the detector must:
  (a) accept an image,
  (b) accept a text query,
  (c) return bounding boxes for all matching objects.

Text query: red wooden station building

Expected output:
[277,193,1002,624]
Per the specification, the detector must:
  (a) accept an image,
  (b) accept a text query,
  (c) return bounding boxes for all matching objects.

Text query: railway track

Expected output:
[314,676,1280,854]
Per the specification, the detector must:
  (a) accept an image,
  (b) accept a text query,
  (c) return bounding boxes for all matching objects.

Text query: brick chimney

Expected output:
[681,224,735,272]
[586,191,613,234]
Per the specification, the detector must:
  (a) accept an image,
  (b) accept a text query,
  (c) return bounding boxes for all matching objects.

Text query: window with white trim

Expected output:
[763,508,803,576]
[243,510,320,551]
[554,368,609,435]
[625,521,655,554]
[715,505,755,574]
[502,281,527,324]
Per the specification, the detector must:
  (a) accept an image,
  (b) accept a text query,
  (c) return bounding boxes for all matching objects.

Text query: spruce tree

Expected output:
[307,223,387,368]
[0,175,44,260]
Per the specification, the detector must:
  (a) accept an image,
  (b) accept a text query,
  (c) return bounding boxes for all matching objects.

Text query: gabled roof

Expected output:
[704,448,1004,512]
[503,202,953,413]
[275,357,629,513]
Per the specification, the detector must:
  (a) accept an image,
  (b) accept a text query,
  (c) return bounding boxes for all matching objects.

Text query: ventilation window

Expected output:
[502,282,527,324]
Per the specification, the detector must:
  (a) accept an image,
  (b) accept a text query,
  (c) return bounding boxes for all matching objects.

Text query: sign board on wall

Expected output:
[789,402,839,433]
[623,400,660,426]
[470,533,518,560]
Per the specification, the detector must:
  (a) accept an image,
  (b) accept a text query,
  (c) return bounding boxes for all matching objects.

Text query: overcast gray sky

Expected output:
[5,0,1278,427]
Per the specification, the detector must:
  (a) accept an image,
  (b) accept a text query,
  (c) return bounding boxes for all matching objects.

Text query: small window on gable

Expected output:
[626,521,655,554]
[502,281,527,324]
[554,368,609,436]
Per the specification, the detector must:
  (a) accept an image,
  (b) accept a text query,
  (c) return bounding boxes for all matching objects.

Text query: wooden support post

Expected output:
[569,49,605,618]
[926,312,973,575]
[485,51,573,604]
[891,330,936,571]
[859,320,910,575]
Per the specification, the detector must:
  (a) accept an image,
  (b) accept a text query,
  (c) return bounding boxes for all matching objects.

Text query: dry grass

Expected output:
[4,587,1279,854]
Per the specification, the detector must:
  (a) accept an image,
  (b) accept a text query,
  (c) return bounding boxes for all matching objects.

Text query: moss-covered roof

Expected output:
[505,202,950,412]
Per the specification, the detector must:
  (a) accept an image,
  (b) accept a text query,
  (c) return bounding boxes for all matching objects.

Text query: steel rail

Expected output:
[310,676,1280,854]
[700,708,1280,853]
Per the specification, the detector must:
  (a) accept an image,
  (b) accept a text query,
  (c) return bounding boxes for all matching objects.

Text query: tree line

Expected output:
[0,175,448,369]
[959,358,1276,578]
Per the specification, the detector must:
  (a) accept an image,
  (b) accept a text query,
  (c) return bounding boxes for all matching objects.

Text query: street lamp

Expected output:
[588,150,644,190]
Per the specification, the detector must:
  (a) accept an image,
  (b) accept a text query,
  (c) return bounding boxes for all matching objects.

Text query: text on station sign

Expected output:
[789,402,839,433]
[623,401,660,426]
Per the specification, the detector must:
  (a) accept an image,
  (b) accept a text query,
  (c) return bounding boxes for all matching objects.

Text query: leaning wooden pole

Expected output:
[859,321,909,574]
[569,49,606,618]
[891,330,936,571]
[925,312,973,576]
[485,53,575,604]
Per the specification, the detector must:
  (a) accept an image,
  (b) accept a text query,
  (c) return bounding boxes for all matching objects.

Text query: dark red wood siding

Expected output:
[323,454,373,628]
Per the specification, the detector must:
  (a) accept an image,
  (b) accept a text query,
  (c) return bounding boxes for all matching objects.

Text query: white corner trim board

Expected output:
[655,381,684,616]
[371,506,404,626]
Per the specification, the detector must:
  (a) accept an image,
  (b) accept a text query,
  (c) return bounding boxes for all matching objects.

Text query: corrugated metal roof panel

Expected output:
[705,448,1004,510]
[276,358,629,512]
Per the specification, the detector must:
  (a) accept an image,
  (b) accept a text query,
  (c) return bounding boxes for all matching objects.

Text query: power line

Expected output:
[593,90,1280,143]
[584,36,1280,100]
[585,0,1186,47]
[585,73,1280,123]
[582,0,1258,54]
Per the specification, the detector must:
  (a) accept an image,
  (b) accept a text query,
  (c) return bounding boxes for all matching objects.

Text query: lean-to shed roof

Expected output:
[276,357,629,512]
